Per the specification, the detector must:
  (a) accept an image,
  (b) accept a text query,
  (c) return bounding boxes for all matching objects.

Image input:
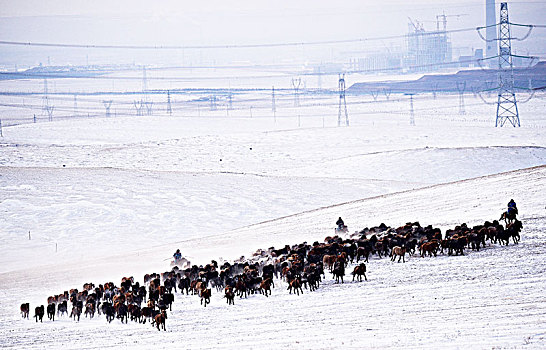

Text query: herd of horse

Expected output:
[21,216,523,331]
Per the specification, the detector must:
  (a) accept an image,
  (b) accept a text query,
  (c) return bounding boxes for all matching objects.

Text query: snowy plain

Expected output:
[1,90,546,349]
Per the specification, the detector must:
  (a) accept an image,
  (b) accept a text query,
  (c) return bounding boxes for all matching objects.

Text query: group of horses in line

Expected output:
[21,215,523,331]
[21,277,171,331]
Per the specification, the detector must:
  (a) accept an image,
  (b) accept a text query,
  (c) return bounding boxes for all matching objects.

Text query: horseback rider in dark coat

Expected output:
[507,199,518,216]
[336,217,345,231]
[173,249,182,262]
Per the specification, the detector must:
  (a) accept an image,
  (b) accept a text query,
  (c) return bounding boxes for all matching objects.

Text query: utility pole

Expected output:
[272,86,276,123]
[145,101,153,116]
[406,93,416,126]
[142,66,148,94]
[134,100,144,116]
[210,95,217,111]
[432,84,438,100]
[457,81,466,115]
[167,90,172,115]
[46,105,54,122]
[0,119,3,137]
[141,66,153,116]
[383,88,391,100]
[338,74,349,127]
[73,95,78,117]
[103,100,113,117]
[291,78,302,107]
[317,67,322,90]
[42,78,49,116]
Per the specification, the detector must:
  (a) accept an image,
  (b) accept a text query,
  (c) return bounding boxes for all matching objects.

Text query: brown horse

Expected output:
[351,263,367,282]
[332,261,345,284]
[200,288,211,307]
[224,286,235,305]
[287,276,303,295]
[420,241,439,257]
[356,246,371,263]
[20,303,30,319]
[154,310,167,331]
[260,278,273,297]
[235,277,248,298]
[322,255,336,272]
[84,302,95,319]
[500,209,517,225]
[34,305,44,323]
[47,303,56,321]
[390,246,406,263]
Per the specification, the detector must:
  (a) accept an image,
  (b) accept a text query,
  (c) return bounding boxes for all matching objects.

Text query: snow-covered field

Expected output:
[1,92,545,349]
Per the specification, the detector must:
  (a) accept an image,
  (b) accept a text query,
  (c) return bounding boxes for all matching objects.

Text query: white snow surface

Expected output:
[1,94,546,349]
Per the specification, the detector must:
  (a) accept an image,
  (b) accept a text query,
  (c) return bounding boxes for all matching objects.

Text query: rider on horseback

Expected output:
[336,217,346,231]
[507,199,518,216]
[173,249,182,262]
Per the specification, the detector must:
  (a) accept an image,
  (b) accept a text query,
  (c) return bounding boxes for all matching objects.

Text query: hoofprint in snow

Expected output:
[0,94,545,349]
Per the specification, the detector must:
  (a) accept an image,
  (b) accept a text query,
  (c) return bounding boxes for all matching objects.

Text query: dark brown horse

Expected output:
[200,287,211,307]
[20,303,29,319]
[260,278,273,297]
[351,263,367,282]
[34,305,44,323]
[287,276,303,295]
[420,241,439,257]
[332,260,345,284]
[154,310,167,331]
[500,210,516,225]
[47,303,55,321]
[498,219,523,245]
[224,286,235,305]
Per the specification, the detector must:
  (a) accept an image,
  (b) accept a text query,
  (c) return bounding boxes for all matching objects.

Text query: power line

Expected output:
[0,27,481,50]
[0,98,492,128]
[1,22,544,51]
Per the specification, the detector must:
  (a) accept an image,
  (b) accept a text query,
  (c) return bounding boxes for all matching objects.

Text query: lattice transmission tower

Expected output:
[338,74,349,126]
[495,3,519,127]
[477,2,536,127]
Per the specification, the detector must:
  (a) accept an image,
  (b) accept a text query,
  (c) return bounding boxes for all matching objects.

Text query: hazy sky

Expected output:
[0,0,544,66]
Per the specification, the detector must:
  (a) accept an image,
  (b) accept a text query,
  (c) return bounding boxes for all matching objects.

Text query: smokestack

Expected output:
[485,0,497,65]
